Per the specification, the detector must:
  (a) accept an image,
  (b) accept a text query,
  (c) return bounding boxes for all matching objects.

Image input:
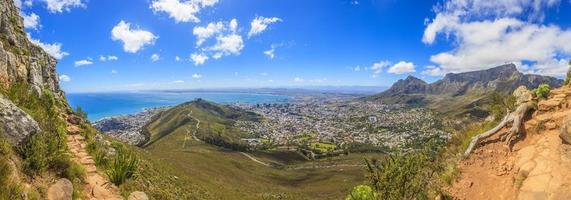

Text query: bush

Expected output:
[533,84,550,99]
[106,149,138,185]
[362,141,442,200]
[346,185,378,200]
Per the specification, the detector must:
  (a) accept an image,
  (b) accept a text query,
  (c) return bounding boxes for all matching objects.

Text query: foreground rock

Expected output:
[47,178,73,200]
[0,96,41,145]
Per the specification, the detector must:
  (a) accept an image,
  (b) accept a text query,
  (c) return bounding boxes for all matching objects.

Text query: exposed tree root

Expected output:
[463,87,535,158]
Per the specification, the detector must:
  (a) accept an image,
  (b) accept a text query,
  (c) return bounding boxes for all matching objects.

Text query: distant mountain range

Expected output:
[366,64,563,118]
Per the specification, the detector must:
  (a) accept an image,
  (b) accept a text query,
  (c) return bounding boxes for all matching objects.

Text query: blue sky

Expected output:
[16,0,571,93]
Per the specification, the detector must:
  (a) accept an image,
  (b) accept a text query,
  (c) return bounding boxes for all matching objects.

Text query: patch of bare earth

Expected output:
[448,86,571,200]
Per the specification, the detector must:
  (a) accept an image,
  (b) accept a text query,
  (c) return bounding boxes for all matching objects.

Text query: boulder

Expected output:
[47,178,73,200]
[0,97,41,145]
[560,116,571,145]
[128,191,149,200]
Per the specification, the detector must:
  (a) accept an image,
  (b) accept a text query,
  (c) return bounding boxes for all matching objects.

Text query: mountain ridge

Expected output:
[367,64,563,117]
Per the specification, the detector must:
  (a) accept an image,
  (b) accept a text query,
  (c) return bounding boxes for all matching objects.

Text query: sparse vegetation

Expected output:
[0,136,23,200]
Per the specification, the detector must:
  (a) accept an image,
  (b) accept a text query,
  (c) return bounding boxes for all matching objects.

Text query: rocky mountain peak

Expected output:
[0,0,62,97]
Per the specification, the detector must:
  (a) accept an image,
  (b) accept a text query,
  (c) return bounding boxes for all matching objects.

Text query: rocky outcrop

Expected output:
[47,178,73,200]
[0,96,40,145]
[0,0,62,96]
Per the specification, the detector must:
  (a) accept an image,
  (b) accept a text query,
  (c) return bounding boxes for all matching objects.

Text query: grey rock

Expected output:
[128,191,149,200]
[0,96,41,145]
[47,178,73,200]
[560,115,571,145]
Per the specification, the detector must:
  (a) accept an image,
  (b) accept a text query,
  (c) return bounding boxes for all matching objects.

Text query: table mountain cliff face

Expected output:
[0,0,62,97]
[367,64,563,117]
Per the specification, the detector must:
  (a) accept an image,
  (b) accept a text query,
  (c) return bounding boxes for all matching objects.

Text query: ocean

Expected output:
[66,91,292,121]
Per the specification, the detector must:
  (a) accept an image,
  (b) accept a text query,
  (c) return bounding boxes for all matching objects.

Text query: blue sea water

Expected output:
[66,91,292,121]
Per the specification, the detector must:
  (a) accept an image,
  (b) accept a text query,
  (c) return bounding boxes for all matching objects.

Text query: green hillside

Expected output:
[138,99,382,199]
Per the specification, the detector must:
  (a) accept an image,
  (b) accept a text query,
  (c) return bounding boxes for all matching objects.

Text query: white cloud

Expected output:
[387,61,416,74]
[193,21,225,46]
[248,16,282,38]
[260,72,268,76]
[59,74,70,82]
[74,59,93,67]
[28,36,69,59]
[175,56,181,61]
[172,80,185,83]
[190,53,208,65]
[151,53,160,62]
[150,0,218,23]
[293,77,304,82]
[422,0,571,76]
[22,13,40,30]
[111,70,118,74]
[209,34,244,59]
[264,48,275,59]
[41,0,85,13]
[111,20,158,53]
[99,55,118,61]
[421,65,446,76]
[192,19,244,63]
[370,60,391,74]
[192,73,203,79]
[352,66,361,72]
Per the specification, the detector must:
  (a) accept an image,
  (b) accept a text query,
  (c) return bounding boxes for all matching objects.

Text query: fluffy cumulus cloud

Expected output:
[423,0,571,76]
[21,12,40,30]
[193,21,225,46]
[150,0,218,23]
[248,16,282,38]
[59,74,70,82]
[41,0,85,13]
[111,21,158,53]
[387,61,416,74]
[28,37,69,59]
[190,53,208,65]
[293,77,304,82]
[74,58,93,67]
[191,19,244,64]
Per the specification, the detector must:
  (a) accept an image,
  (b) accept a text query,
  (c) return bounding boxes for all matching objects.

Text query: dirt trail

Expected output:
[449,86,571,200]
[66,130,123,199]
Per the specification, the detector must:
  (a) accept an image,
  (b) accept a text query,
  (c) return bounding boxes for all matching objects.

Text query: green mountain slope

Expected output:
[142,98,260,149]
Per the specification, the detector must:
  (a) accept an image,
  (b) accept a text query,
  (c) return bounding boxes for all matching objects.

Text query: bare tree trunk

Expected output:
[463,112,513,158]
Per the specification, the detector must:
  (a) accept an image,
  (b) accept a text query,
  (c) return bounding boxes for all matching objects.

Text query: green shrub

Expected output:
[363,141,441,200]
[106,149,138,185]
[533,84,550,99]
[345,185,378,200]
